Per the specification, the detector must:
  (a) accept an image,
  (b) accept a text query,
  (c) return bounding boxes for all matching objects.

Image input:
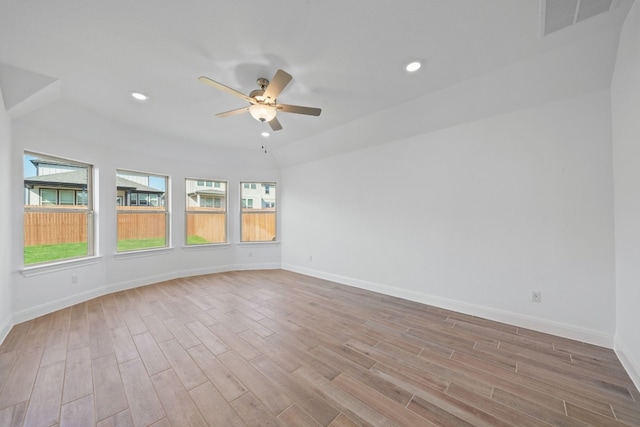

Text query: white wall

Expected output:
[282,89,616,346]
[0,87,12,342]
[10,103,281,322]
[612,0,640,390]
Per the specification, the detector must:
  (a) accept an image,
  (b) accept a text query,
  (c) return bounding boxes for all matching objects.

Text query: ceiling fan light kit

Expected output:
[249,103,277,122]
[198,69,321,133]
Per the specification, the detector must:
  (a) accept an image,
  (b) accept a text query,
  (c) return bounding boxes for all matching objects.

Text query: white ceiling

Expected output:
[0,0,635,161]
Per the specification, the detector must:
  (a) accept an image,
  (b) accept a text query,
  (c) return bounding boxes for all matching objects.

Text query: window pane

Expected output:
[240,182,276,242]
[40,189,57,205]
[186,213,226,244]
[24,152,93,265]
[24,211,90,264]
[59,190,75,205]
[76,191,88,205]
[185,178,227,245]
[117,212,167,251]
[117,170,168,252]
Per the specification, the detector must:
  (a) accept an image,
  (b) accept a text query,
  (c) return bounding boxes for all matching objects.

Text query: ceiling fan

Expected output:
[198,69,321,131]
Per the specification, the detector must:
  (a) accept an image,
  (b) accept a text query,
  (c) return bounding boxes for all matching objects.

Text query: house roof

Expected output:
[24,170,87,188]
[188,189,226,197]
[0,1,635,166]
[24,171,164,193]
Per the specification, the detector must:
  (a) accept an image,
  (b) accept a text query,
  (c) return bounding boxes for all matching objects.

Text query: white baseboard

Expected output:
[0,315,12,346]
[282,263,614,348]
[614,338,640,393]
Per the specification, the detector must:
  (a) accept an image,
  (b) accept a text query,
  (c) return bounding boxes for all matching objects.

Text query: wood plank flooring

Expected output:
[1,269,639,426]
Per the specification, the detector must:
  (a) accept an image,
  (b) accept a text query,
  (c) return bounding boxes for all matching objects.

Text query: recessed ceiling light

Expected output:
[130,91,149,101]
[405,61,422,73]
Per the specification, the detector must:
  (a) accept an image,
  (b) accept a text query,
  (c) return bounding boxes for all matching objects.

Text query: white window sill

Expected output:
[182,242,231,251]
[113,247,174,260]
[21,256,103,277]
[237,241,281,246]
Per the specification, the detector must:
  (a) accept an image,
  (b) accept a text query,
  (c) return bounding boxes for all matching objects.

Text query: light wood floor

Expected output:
[1,270,639,426]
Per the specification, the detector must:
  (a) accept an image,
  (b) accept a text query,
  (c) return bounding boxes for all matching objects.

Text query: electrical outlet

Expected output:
[530,290,541,303]
[71,275,78,284]
[248,252,253,257]
[309,255,313,262]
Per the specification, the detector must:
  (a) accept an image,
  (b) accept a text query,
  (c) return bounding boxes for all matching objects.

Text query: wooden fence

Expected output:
[242,212,276,242]
[24,211,88,246]
[24,209,276,246]
[186,213,226,243]
[117,211,166,241]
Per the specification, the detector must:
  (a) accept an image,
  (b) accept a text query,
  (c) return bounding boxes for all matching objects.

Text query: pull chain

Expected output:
[260,120,270,154]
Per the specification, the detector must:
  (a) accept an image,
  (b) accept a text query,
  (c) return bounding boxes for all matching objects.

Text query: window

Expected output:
[59,190,75,205]
[186,178,227,245]
[117,170,168,252]
[23,152,94,265]
[240,182,276,242]
[39,189,57,205]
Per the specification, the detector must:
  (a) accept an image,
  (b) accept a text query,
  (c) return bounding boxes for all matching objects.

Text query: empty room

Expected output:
[1,0,640,426]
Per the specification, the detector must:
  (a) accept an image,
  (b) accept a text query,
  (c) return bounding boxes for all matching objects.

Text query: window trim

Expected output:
[116,169,170,253]
[23,151,95,266]
[185,177,228,246]
[240,181,277,243]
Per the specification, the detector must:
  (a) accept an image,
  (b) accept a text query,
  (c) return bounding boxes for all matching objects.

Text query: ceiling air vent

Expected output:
[542,0,616,36]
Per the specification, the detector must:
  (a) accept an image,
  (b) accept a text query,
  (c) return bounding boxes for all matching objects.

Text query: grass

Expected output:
[26,236,209,264]
[187,235,212,245]
[24,242,88,265]
[117,237,166,252]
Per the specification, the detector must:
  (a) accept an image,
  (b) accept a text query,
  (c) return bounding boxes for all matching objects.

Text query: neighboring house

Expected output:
[24,158,88,206]
[24,158,165,207]
[186,179,226,209]
[241,182,275,209]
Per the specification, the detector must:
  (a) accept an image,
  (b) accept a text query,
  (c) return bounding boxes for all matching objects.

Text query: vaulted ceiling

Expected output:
[0,0,635,165]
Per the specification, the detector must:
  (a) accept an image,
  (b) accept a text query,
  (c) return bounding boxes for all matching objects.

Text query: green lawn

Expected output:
[117,237,166,252]
[24,242,88,265]
[187,235,211,245]
[25,237,185,264]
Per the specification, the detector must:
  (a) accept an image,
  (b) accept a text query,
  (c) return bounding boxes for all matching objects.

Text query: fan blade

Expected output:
[198,76,254,103]
[215,107,250,118]
[268,117,283,131]
[276,104,321,116]
[263,69,292,101]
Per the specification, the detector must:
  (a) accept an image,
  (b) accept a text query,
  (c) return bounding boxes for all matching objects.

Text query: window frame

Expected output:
[185,177,228,246]
[116,169,170,253]
[240,181,277,243]
[23,151,95,267]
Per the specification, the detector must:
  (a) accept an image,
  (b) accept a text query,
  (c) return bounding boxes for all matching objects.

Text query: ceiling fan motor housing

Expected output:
[249,89,267,102]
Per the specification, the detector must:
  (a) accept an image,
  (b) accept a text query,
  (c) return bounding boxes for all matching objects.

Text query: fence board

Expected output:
[186,213,226,243]
[241,212,276,242]
[24,211,87,246]
[117,212,166,241]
